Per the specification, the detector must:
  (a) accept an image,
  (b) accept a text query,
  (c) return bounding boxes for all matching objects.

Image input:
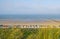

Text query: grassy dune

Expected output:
[0,28,60,39]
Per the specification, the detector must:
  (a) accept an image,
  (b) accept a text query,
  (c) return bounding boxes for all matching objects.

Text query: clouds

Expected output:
[0,0,60,14]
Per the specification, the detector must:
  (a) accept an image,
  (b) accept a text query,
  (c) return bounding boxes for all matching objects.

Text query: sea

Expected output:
[0,14,60,21]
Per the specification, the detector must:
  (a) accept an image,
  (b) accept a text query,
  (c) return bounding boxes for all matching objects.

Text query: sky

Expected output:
[0,0,60,15]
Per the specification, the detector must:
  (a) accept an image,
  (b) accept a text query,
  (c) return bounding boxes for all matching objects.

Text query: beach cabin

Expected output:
[0,24,3,28]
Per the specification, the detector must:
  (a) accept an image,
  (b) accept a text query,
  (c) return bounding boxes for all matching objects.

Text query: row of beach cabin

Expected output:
[0,24,60,28]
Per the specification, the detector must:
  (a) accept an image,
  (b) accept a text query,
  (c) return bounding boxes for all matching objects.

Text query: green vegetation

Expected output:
[0,28,60,39]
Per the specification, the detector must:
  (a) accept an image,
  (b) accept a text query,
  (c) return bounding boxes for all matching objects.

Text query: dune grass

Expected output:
[0,28,60,39]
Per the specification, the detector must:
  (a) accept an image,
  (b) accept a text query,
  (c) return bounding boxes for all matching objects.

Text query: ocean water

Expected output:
[0,14,60,21]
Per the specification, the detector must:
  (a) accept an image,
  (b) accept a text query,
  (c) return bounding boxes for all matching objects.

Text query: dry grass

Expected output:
[0,28,60,39]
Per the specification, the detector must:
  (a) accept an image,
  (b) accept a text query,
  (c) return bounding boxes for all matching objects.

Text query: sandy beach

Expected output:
[0,19,60,28]
[0,19,60,24]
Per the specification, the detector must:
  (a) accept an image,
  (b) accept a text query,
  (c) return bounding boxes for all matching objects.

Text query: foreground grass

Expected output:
[0,28,60,39]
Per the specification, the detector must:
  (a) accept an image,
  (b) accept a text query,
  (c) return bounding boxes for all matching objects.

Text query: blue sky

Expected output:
[0,0,60,14]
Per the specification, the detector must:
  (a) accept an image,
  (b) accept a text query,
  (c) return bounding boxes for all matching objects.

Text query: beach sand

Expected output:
[0,19,60,26]
[0,19,60,24]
